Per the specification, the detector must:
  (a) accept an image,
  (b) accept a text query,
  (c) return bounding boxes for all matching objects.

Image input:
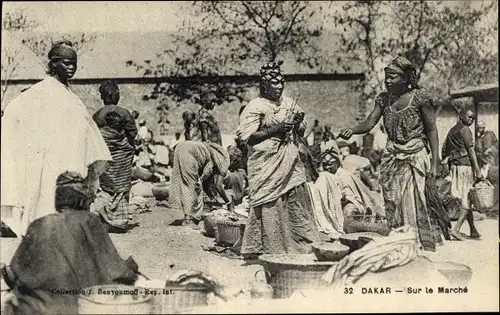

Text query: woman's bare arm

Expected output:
[351,103,383,135]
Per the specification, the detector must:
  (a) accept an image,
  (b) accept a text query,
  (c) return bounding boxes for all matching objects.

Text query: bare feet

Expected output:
[470,230,481,239]
[450,229,466,241]
[182,218,200,230]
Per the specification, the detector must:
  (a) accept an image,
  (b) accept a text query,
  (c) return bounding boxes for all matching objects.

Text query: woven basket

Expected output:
[78,285,152,314]
[346,214,376,223]
[148,286,209,314]
[214,218,247,246]
[470,181,495,210]
[259,254,336,299]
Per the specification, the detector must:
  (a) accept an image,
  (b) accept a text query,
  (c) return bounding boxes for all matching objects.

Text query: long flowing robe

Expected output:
[237,96,319,255]
[1,77,111,237]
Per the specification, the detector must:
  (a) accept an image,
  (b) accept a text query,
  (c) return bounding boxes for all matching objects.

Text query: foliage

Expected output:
[21,33,97,60]
[127,1,329,107]
[1,8,96,106]
[330,0,498,118]
[2,8,38,31]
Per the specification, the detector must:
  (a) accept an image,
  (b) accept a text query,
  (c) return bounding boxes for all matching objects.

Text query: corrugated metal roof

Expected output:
[450,83,499,100]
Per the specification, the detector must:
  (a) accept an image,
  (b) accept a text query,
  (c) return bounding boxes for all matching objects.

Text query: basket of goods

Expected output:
[78,285,152,314]
[148,270,230,313]
[312,242,350,262]
[343,214,390,236]
[258,254,336,299]
[469,180,495,211]
[201,209,231,238]
[339,232,383,253]
[214,217,247,247]
[152,182,170,201]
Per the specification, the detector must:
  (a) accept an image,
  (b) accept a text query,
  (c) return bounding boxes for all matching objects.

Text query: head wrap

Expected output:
[204,142,230,177]
[200,91,218,103]
[48,40,77,61]
[321,148,341,165]
[260,61,285,84]
[227,145,243,164]
[384,56,420,89]
[477,121,486,128]
[99,80,120,98]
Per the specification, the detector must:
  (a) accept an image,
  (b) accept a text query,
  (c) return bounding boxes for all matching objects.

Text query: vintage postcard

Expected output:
[1,1,498,313]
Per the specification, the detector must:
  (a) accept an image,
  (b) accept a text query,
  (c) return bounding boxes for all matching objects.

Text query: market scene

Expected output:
[1,1,499,314]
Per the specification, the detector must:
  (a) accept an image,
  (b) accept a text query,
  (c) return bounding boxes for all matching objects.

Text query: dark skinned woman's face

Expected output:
[460,110,476,126]
[51,58,77,80]
[322,158,340,175]
[263,80,284,101]
[384,72,406,93]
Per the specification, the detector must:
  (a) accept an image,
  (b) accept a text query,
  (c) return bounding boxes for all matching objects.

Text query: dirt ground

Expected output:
[1,206,498,304]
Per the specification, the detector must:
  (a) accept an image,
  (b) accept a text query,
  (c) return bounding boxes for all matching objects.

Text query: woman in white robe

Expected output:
[1,40,111,238]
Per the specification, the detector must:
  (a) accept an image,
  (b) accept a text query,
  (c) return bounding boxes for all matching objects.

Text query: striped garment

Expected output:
[380,139,443,252]
[98,126,135,194]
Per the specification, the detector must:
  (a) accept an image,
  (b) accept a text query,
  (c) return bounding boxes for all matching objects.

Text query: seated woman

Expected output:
[307,149,387,238]
[224,145,248,206]
[1,172,140,315]
[168,141,233,229]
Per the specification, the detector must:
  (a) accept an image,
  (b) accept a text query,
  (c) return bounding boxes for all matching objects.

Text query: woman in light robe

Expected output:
[237,61,319,259]
[307,149,386,238]
[0,40,111,238]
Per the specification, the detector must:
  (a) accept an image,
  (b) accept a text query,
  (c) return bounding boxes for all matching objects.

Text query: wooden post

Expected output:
[473,95,479,142]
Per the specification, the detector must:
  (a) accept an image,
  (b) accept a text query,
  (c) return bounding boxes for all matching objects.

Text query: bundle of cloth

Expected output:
[323,225,419,289]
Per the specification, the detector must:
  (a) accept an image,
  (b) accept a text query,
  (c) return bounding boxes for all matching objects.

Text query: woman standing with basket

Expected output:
[442,108,487,240]
[237,61,319,259]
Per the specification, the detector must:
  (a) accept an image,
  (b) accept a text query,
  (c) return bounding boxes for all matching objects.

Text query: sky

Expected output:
[2,1,197,32]
[2,1,493,33]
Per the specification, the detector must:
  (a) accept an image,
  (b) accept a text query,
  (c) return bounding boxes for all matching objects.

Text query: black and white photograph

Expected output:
[1,1,498,313]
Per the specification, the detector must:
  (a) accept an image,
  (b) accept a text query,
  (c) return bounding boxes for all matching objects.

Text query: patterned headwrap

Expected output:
[48,40,77,61]
[260,61,285,84]
[384,56,420,89]
[321,148,341,165]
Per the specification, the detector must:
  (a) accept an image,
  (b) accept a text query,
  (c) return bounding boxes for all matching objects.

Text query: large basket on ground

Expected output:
[148,286,210,314]
[214,218,247,246]
[78,285,152,314]
[469,181,495,211]
[259,254,336,299]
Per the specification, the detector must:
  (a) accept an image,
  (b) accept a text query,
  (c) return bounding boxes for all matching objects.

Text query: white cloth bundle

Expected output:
[323,225,418,289]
